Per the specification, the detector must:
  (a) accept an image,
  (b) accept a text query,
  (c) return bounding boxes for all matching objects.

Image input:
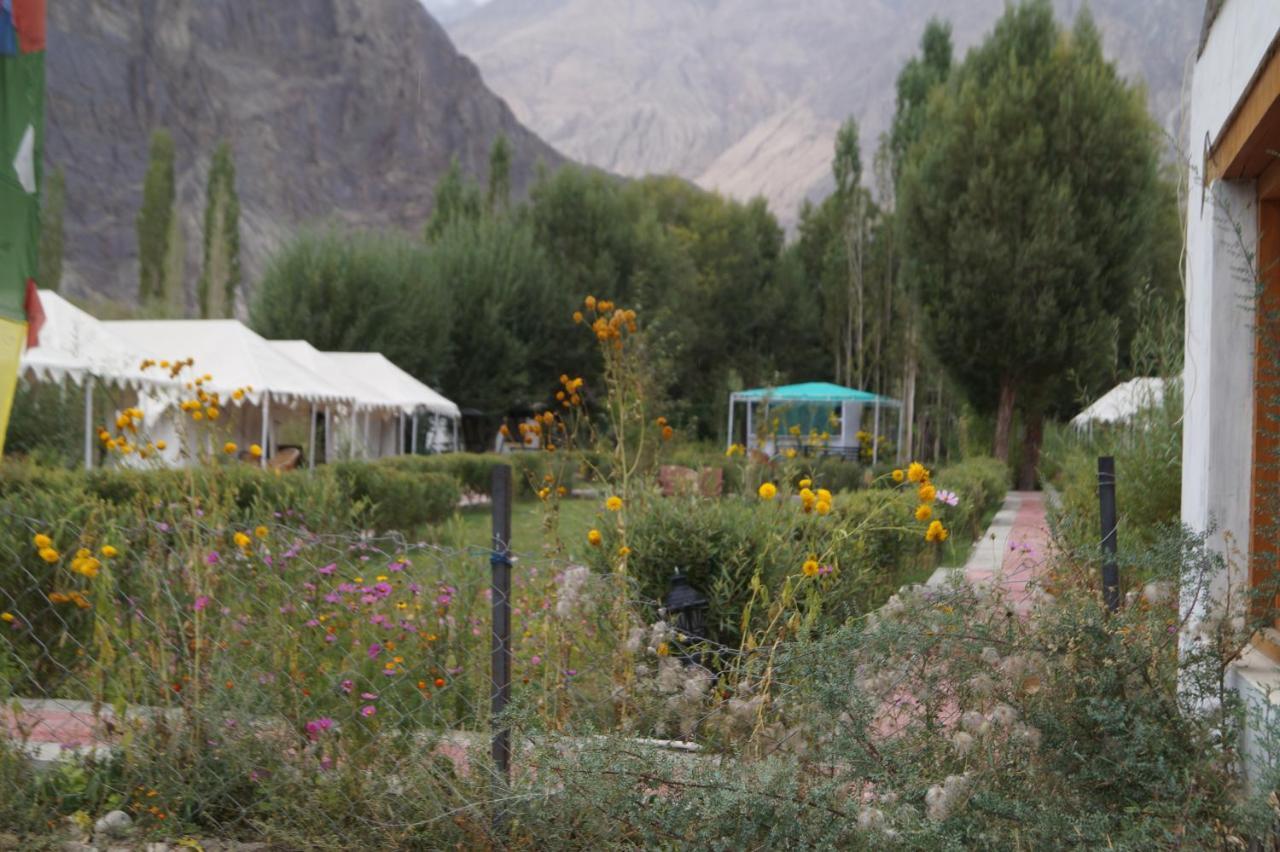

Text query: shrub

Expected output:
[326,462,460,530]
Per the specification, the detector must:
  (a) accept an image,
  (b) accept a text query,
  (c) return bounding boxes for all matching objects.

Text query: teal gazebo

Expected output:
[727,381,903,464]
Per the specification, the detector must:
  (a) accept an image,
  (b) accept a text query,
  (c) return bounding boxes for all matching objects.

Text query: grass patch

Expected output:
[445,497,601,554]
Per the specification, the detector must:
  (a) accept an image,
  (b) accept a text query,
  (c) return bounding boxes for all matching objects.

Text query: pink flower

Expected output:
[367,642,382,659]
[360,705,376,718]
[205,552,220,565]
[530,655,542,666]
[340,680,354,694]
[193,595,210,613]
[317,563,337,575]
[304,717,335,740]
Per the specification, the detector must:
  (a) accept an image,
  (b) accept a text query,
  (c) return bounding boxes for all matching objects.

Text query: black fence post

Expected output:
[490,465,513,783]
[1098,456,1120,612]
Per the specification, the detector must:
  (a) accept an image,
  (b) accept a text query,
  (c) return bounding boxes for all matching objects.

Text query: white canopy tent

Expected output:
[323,352,461,455]
[20,291,181,468]
[104,320,354,468]
[1071,377,1173,432]
[270,340,400,463]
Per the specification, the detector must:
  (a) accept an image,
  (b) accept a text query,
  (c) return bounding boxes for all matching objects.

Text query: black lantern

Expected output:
[665,568,709,661]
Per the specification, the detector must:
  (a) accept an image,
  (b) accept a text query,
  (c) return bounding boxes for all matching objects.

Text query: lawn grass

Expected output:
[443,497,602,554]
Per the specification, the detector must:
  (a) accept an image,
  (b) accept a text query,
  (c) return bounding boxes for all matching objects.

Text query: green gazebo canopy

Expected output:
[731,382,897,405]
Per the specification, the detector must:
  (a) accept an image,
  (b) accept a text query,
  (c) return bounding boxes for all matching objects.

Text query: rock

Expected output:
[60,843,98,852]
[45,0,566,308]
[92,810,132,839]
[144,843,172,852]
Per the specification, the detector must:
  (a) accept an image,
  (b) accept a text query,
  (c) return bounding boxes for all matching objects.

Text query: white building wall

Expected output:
[1182,0,1280,785]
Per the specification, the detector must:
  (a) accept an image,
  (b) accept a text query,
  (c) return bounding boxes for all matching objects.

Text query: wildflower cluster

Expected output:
[894,461,949,541]
[555,373,585,409]
[96,407,165,458]
[574,295,638,348]
[29,532,118,610]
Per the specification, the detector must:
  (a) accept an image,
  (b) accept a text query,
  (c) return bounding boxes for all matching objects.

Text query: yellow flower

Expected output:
[662,425,674,441]
[618,545,631,557]
[784,448,797,459]
[584,295,597,312]
[191,411,204,421]
[254,525,269,539]
[802,558,820,577]
[758,482,777,500]
[918,483,937,503]
[572,310,584,324]
[605,496,623,512]
[798,478,812,489]
[249,444,263,458]
[892,469,905,483]
[33,533,52,550]
[232,388,245,400]
[915,503,933,522]
[155,440,167,451]
[76,548,91,559]
[234,532,251,550]
[0,612,13,622]
[39,547,60,563]
[100,545,118,558]
[799,487,815,502]
[206,407,220,420]
[73,558,101,579]
[907,462,928,483]
[788,424,802,436]
[587,529,603,547]
[223,442,238,455]
[815,500,832,516]
[817,488,832,503]
[925,520,949,543]
[538,487,550,501]
[656,642,670,657]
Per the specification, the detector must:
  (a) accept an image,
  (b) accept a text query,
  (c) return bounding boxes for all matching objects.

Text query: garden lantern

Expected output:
[665,568,709,656]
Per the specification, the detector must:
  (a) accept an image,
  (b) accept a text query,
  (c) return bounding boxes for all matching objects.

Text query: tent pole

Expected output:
[411,413,419,455]
[260,392,270,469]
[872,398,881,466]
[308,403,317,470]
[324,406,332,464]
[83,379,94,471]
[398,411,405,455]
[745,401,754,450]
[363,410,370,458]
[452,415,459,452]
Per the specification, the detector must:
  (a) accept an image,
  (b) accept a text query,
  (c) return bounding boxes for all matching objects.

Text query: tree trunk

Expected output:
[1018,408,1044,490]
[932,379,942,463]
[902,325,917,464]
[993,378,1017,464]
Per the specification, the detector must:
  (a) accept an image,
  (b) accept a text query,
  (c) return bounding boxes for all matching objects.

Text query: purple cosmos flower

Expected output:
[193,595,210,612]
[206,551,221,565]
[304,717,335,740]
[367,642,382,659]
[360,705,376,717]
[305,619,320,628]
[530,655,542,666]
[360,692,378,700]
[317,563,337,575]
[340,679,354,694]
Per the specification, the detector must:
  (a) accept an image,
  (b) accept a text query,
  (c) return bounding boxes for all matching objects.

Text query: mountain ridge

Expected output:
[450,0,1200,226]
[46,0,565,310]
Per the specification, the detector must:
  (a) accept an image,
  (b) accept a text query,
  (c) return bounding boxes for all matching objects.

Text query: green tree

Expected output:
[890,19,953,461]
[162,213,186,316]
[38,166,65,292]
[425,157,482,242]
[487,134,512,213]
[199,142,242,318]
[899,1,1163,486]
[136,129,176,304]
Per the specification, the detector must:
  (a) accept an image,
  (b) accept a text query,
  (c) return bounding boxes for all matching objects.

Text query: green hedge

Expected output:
[381,451,610,498]
[610,456,1009,645]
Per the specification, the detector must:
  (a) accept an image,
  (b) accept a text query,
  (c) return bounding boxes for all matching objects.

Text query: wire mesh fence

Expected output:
[0,471,720,847]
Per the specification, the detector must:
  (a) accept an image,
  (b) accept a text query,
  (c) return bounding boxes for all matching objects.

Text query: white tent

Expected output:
[270,340,399,462]
[1071,377,1171,431]
[20,292,181,469]
[323,352,461,454]
[104,320,355,467]
[21,291,171,390]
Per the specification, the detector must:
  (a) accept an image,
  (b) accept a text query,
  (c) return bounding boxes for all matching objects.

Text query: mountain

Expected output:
[450,0,1200,227]
[46,0,565,310]
[419,0,480,26]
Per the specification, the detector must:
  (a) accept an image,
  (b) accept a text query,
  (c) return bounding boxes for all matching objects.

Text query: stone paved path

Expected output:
[964,491,1053,615]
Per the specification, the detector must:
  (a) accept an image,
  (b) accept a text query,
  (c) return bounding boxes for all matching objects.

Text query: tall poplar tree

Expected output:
[137,129,176,303]
[38,166,64,292]
[199,142,242,317]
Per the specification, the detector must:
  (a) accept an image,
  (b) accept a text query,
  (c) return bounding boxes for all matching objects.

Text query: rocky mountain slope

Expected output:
[450,0,1200,226]
[47,0,564,309]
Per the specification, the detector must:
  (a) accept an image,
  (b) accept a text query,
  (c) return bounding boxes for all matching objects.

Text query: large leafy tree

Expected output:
[899,2,1163,486]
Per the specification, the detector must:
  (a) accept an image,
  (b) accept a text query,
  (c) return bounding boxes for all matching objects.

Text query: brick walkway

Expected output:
[963,491,1052,615]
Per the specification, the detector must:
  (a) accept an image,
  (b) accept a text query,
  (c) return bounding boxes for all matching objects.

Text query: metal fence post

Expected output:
[1098,456,1120,611]
[490,464,513,782]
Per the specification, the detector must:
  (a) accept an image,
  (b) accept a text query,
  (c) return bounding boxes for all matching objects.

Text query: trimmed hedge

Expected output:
[380,451,610,498]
